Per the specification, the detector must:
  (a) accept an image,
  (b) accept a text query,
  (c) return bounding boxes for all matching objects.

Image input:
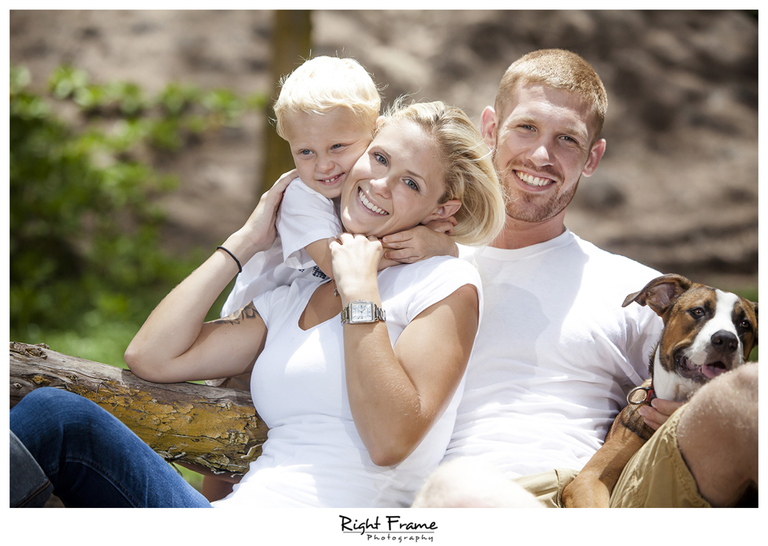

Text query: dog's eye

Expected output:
[739,319,752,331]
[688,307,706,319]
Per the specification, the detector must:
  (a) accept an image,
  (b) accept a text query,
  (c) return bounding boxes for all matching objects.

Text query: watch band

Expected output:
[340,300,386,324]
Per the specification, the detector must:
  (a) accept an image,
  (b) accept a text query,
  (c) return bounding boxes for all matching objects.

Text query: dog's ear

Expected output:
[622,274,693,317]
[751,301,757,346]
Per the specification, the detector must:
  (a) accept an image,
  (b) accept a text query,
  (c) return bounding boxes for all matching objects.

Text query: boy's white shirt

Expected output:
[277,178,342,270]
[220,178,342,317]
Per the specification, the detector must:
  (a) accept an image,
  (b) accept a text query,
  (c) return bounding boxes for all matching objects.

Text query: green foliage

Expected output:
[10,64,262,365]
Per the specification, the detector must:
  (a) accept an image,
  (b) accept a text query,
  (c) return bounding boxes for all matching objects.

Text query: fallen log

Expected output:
[9,341,268,477]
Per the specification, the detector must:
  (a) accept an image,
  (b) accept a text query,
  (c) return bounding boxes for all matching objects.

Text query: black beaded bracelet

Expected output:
[217,245,242,273]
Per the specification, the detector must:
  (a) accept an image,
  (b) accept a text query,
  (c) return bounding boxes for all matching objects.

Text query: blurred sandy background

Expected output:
[9,9,758,289]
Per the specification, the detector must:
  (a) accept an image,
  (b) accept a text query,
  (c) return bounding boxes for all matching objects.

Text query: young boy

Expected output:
[204,56,381,501]
[221,56,381,316]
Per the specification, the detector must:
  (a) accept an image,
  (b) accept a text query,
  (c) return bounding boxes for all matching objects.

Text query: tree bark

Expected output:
[259,10,312,194]
[9,341,267,477]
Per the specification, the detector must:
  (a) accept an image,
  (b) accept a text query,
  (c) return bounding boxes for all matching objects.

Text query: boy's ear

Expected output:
[425,200,462,223]
[374,116,386,130]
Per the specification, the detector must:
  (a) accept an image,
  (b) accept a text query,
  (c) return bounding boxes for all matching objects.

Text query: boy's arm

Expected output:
[307,217,459,276]
[304,238,335,279]
[306,236,416,275]
[380,220,459,265]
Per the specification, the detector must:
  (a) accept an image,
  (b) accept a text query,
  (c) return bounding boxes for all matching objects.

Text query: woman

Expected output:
[10,100,506,508]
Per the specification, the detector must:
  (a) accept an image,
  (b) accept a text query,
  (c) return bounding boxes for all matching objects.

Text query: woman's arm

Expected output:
[331,233,478,467]
[124,171,296,383]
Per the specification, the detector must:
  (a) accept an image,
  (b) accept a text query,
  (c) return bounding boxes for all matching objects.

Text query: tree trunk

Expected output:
[259,10,312,194]
[9,341,267,477]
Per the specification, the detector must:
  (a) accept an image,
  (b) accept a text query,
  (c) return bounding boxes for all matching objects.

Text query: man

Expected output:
[416,49,757,508]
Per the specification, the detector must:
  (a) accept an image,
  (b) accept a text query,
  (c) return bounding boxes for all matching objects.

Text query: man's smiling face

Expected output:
[486,82,604,225]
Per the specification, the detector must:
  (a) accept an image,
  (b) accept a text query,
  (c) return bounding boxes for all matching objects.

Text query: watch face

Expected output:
[351,302,373,322]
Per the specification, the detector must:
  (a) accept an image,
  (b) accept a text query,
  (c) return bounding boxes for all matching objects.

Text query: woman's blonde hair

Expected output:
[379,99,506,247]
[274,56,381,139]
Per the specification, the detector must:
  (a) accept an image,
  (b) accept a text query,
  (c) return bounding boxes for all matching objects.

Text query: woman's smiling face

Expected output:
[340,119,449,238]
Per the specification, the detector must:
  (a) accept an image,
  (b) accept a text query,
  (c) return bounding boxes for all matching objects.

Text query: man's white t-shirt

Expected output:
[221,178,341,316]
[444,230,663,478]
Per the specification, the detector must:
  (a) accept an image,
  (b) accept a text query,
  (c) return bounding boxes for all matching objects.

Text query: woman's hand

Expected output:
[222,169,298,263]
[327,231,478,468]
[342,283,479,467]
[329,232,383,301]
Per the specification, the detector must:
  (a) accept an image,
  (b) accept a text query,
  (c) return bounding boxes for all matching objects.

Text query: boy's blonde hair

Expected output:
[274,56,381,139]
[495,49,608,142]
[379,99,506,247]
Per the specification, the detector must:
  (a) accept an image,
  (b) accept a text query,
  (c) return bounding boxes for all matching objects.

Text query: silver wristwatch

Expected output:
[341,300,386,324]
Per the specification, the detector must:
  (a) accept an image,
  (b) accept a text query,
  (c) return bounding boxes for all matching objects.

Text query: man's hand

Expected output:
[638,398,684,430]
[381,224,458,264]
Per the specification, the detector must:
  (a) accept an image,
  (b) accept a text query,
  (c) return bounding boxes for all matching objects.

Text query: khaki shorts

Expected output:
[609,406,710,507]
[513,468,578,508]
[515,407,710,508]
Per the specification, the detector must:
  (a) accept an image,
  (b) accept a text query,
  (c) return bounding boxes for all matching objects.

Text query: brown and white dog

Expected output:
[562,273,758,507]
[626,273,758,410]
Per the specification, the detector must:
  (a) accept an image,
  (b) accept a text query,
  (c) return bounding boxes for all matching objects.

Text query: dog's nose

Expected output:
[711,330,739,353]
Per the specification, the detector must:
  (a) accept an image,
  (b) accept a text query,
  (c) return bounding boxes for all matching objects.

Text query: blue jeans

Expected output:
[10,429,53,507]
[10,387,211,508]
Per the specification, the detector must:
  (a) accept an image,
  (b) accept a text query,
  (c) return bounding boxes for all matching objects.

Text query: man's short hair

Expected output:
[495,49,608,142]
[273,56,381,139]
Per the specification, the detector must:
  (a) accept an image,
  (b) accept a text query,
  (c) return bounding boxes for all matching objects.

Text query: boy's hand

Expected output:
[381,224,458,264]
[423,216,458,236]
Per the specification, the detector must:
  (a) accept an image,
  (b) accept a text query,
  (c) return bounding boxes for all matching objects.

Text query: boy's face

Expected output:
[283,108,372,199]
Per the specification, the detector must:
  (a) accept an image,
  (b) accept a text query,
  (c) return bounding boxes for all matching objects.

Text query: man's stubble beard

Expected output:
[493,147,579,225]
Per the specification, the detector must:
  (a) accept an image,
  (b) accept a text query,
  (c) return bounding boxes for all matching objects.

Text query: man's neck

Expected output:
[490,215,567,250]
